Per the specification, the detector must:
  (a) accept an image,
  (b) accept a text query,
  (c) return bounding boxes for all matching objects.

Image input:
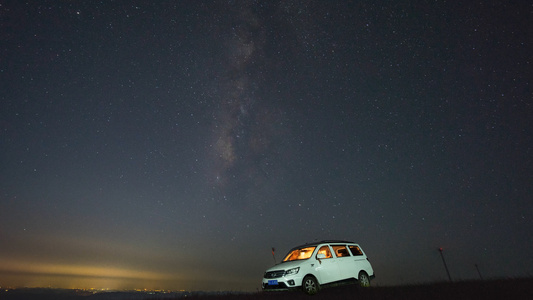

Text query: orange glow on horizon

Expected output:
[0,259,170,280]
[0,258,255,291]
[0,258,185,290]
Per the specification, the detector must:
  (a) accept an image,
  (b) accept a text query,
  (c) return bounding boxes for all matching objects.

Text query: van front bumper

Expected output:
[262,275,303,291]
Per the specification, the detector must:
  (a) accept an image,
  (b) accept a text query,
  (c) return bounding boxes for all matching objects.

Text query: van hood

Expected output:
[266,260,307,272]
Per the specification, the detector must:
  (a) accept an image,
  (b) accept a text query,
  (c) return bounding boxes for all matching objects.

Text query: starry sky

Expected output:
[1,0,532,292]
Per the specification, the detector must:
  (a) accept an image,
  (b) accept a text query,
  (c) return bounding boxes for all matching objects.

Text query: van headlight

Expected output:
[285,267,300,276]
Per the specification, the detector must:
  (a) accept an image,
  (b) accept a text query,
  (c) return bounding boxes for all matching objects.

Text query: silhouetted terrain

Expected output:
[179,278,533,300]
[1,278,531,300]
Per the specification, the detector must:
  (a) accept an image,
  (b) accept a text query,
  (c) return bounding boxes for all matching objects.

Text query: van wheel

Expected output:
[358,272,370,287]
[302,276,320,295]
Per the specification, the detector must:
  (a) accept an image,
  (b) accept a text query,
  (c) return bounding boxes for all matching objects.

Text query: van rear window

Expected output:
[349,245,363,256]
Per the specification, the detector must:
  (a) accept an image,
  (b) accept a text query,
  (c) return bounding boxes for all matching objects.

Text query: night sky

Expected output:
[1,0,532,292]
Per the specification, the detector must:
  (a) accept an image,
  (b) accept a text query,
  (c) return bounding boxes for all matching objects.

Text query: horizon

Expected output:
[0,248,527,292]
[1,276,531,292]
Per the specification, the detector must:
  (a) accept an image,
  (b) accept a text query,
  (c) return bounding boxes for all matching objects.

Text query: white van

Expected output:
[262,240,375,295]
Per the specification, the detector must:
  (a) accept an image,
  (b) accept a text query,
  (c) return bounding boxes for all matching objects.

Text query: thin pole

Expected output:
[475,264,483,280]
[438,247,452,282]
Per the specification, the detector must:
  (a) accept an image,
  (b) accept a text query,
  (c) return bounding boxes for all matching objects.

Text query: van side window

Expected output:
[331,245,350,257]
[317,246,332,259]
[349,245,363,256]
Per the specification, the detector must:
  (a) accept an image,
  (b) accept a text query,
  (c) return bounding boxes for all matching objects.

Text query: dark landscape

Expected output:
[1,278,532,300]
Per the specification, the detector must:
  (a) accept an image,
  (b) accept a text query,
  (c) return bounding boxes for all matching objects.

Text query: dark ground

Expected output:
[183,278,533,300]
[1,278,532,300]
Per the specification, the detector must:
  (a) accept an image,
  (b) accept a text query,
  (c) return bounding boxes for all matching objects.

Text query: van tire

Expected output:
[302,275,320,295]
[358,272,370,287]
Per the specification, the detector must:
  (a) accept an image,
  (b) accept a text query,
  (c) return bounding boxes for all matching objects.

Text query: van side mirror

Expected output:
[316,253,326,264]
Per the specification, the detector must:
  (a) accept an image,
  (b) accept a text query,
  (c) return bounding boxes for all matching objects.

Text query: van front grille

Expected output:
[264,270,285,278]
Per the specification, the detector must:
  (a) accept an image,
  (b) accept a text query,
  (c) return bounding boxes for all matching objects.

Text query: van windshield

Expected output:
[282,246,316,262]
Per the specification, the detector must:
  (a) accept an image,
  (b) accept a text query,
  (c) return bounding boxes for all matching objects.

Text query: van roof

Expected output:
[291,240,355,250]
